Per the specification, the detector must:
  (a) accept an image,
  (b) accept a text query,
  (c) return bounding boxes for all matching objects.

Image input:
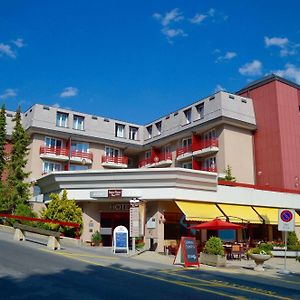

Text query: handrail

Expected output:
[0,213,80,228]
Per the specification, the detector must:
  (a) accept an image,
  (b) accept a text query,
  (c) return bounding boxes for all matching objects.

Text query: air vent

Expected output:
[104,118,110,122]
[25,113,28,117]
[6,113,13,117]
[43,106,50,110]
[165,116,170,120]
[174,112,178,116]
[209,96,215,100]
[241,98,247,103]
[229,95,235,99]
[29,109,32,113]
[92,116,98,120]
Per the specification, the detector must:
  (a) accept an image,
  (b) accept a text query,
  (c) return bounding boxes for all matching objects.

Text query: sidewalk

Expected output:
[131,251,300,277]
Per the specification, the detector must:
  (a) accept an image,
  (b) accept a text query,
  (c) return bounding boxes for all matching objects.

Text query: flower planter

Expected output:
[200,252,226,267]
[249,253,271,271]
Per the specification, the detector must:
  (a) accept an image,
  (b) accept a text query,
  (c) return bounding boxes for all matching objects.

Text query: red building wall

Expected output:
[240,80,300,190]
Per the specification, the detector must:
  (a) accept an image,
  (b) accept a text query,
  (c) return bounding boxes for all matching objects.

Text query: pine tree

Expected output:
[6,106,31,208]
[0,104,6,181]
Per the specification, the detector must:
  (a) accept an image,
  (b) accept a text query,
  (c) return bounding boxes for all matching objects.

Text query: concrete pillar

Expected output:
[14,228,25,241]
[47,236,61,250]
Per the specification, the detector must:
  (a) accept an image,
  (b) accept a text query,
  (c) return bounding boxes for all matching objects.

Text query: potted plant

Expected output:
[91,230,102,246]
[200,237,226,267]
[247,243,272,271]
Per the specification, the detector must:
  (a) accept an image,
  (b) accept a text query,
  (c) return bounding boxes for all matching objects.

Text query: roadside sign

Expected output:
[173,237,199,268]
[113,225,128,253]
[278,209,295,232]
[130,207,140,237]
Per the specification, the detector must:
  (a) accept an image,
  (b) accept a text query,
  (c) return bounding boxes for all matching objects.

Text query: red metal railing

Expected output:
[176,145,192,157]
[139,157,152,168]
[200,167,218,172]
[40,146,68,156]
[71,151,93,161]
[201,138,218,149]
[154,152,172,162]
[0,213,80,228]
[101,156,128,165]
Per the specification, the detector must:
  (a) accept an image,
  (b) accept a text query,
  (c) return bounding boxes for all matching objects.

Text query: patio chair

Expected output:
[231,244,242,260]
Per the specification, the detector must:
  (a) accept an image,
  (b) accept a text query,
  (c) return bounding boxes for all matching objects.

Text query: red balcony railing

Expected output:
[201,138,218,149]
[40,146,68,156]
[200,166,217,173]
[154,152,172,162]
[102,155,128,165]
[176,145,192,157]
[139,157,152,168]
[71,151,93,161]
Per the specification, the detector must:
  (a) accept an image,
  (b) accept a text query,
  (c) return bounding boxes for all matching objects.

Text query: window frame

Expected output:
[56,112,69,127]
[115,123,125,138]
[129,126,139,140]
[73,115,85,131]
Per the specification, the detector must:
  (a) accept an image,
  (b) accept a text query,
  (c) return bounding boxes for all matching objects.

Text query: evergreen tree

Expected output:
[0,104,6,181]
[6,106,31,208]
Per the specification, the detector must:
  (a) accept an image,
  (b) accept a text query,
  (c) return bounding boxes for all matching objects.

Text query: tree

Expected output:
[6,106,31,208]
[224,165,236,182]
[41,190,83,237]
[0,104,6,181]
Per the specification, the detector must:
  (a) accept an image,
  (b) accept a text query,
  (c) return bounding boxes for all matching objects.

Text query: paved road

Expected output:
[0,233,300,300]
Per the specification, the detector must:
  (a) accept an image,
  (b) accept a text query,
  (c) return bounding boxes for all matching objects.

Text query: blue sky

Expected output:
[0,1,299,124]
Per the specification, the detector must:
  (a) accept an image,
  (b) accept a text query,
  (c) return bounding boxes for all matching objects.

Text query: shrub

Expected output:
[41,190,83,237]
[204,237,224,256]
[287,232,298,246]
[91,231,102,246]
[10,203,37,227]
[248,243,273,256]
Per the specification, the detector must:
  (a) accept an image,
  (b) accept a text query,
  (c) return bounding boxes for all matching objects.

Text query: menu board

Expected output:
[174,236,199,268]
[113,225,128,254]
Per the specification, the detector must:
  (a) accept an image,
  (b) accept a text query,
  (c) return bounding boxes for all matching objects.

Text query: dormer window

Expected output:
[73,115,84,130]
[115,123,125,138]
[129,126,138,140]
[56,112,68,127]
[146,125,152,139]
[184,108,192,124]
[155,121,162,135]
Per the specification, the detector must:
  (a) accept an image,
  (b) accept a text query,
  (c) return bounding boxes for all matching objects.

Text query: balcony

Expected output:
[70,151,93,165]
[200,166,218,173]
[139,157,152,168]
[150,153,172,168]
[40,146,69,162]
[176,145,193,162]
[139,153,173,168]
[193,139,219,158]
[101,156,128,168]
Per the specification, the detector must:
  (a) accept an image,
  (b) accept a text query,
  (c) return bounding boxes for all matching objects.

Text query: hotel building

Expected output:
[5,75,300,251]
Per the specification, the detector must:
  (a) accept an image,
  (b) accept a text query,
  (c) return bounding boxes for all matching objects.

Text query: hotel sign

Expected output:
[108,189,122,198]
[90,189,122,198]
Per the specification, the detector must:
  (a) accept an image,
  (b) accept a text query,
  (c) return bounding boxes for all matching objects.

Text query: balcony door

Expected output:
[105,146,120,157]
[45,137,62,148]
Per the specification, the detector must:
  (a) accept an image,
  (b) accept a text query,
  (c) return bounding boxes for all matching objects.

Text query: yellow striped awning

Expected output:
[175,201,223,221]
[254,207,300,225]
[218,204,262,224]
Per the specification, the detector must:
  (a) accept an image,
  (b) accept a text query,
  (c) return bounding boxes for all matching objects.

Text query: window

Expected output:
[196,103,204,119]
[71,142,89,153]
[45,137,62,148]
[73,115,84,130]
[56,112,68,127]
[184,108,192,124]
[155,121,162,135]
[202,129,216,141]
[182,137,192,148]
[129,126,138,140]
[105,146,120,157]
[203,157,216,170]
[164,144,171,154]
[145,150,151,159]
[69,164,89,171]
[182,162,192,169]
[146,125,152,139]
[115,124,125,138]
[43,161,61,174]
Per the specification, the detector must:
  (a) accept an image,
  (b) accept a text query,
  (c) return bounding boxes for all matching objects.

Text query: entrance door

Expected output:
[101,212,129,246]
